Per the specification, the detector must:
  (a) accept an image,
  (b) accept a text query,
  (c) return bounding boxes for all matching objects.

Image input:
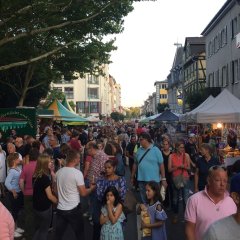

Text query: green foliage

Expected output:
[146,111,154,117]
[44,89,65,107]
[0,0,141,106]
[157,103,169,113]
[69,101,76,111]
[125,107,140,119]
[185,87,221,111]
[110,111,125,122]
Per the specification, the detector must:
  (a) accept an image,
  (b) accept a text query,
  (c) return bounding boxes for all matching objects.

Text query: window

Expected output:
[222,66,227,86]
[64,87,74,99]
[215,70,219,87]
[88,75,99,84]
[208,73,214,87]
[231,17,238,39]
[231,60,239,84]
[76,102,86,113]
[53,87,62,92]
[89,102,100,113]
[88,88,99,99]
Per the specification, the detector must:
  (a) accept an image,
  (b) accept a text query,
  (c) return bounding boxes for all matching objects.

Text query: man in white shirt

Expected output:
[55,149,95,239]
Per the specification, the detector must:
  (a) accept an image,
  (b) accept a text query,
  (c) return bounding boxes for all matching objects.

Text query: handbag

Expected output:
[172,174,188,189]
[123,190,137,214]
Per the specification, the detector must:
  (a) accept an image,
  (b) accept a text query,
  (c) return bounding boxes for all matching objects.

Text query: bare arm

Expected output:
[160,163,167,188]
[45,186,58,204]
[131,163,137,185]
[83,161,90,179]
[19,179,25,192]
[168,154,177,173]
[194,168,199,193]
[185,221,196,240]
[78,184,95,197]
[100,213,109,225]
[107,203,123,224]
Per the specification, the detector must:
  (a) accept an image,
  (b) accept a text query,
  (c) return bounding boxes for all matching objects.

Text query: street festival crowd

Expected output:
[0,122,240,240]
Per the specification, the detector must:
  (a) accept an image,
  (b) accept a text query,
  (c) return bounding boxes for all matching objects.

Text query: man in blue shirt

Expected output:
[131,132,167,203]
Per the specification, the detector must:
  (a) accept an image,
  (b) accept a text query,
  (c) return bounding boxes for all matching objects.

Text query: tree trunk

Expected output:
[18,64,35,106]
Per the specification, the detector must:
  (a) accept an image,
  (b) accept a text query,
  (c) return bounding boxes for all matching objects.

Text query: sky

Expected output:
[108,0,227,107]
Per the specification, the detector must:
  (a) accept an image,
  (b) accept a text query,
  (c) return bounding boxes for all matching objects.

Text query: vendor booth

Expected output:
[46,99,88,125]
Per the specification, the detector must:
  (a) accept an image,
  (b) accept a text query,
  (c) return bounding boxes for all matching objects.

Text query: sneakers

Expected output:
[14,231,22,238]
[15,227,24,234]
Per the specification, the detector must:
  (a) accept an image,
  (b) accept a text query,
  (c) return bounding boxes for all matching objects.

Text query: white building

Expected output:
[51,65,121,117]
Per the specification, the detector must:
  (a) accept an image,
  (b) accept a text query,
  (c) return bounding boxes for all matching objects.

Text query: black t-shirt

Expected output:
[33,174,52,211]
[185,142,198,163]
[126,142,136,159]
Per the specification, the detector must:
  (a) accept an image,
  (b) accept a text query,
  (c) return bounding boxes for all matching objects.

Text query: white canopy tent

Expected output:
[180,95,214,122]
[196,89,240,123]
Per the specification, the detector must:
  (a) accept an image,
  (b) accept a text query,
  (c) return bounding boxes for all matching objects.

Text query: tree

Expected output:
[0,0,141,107]
[157,103,169,113]
[125,107,140,119]
[185,87,221,111]
[110,112,125,122]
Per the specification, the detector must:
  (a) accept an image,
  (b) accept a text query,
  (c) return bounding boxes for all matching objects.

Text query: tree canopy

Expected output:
[0,0,139,107]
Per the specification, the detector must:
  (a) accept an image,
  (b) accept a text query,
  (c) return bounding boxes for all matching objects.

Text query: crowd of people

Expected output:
[0,122,239,240]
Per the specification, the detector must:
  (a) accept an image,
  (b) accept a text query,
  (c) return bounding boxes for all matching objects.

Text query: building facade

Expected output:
[154,80,168,106]
[168,46,184,114]
[182,37,206,104]
[51,65,121,117]
[201,0,240,99]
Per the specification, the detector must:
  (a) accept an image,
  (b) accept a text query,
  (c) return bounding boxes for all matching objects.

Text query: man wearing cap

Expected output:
[203,173,240,240]
[185,166,237,240]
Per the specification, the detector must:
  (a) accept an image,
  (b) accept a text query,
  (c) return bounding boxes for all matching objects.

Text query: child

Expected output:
[100,186,125,240]
[140,181,167,240]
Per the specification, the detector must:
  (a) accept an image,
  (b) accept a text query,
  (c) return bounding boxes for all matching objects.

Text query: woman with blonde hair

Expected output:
[32,154,58,240]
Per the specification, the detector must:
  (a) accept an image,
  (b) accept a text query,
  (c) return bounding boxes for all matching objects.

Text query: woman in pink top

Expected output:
[0,199,15,240]
[169,140,191,223]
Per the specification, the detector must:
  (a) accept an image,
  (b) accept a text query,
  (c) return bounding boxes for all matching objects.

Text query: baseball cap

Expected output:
[189,133,196,138]
[230,173,240,193]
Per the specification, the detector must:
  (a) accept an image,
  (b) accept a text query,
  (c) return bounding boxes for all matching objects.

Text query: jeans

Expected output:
[172,184,189,215]
[90,190,102,240]
[8,191,24,222]
[33,206,52,240]
[24,195,36,240]
[55,203,84,240]
[138,181,147,203]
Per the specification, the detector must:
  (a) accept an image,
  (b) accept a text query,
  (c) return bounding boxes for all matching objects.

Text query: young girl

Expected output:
[140,181,167,240]
[100,186,125,240]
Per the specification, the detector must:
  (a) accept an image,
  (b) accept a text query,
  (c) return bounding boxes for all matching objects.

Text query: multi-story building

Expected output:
[182,37,206,96]
[168,45,184,114]
[51,65,121,117]
[154,80,168,105]
[201,0,240,98]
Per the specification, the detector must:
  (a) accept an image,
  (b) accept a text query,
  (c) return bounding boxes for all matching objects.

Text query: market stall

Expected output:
[46,99,88,125]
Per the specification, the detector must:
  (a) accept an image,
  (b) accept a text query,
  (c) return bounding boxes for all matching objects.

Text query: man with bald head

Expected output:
[185,165,237,240]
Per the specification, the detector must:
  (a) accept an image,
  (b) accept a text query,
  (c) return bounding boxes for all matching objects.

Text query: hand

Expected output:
[12,190,18,199]
[140,204,147,211]
[161,180,168,189]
